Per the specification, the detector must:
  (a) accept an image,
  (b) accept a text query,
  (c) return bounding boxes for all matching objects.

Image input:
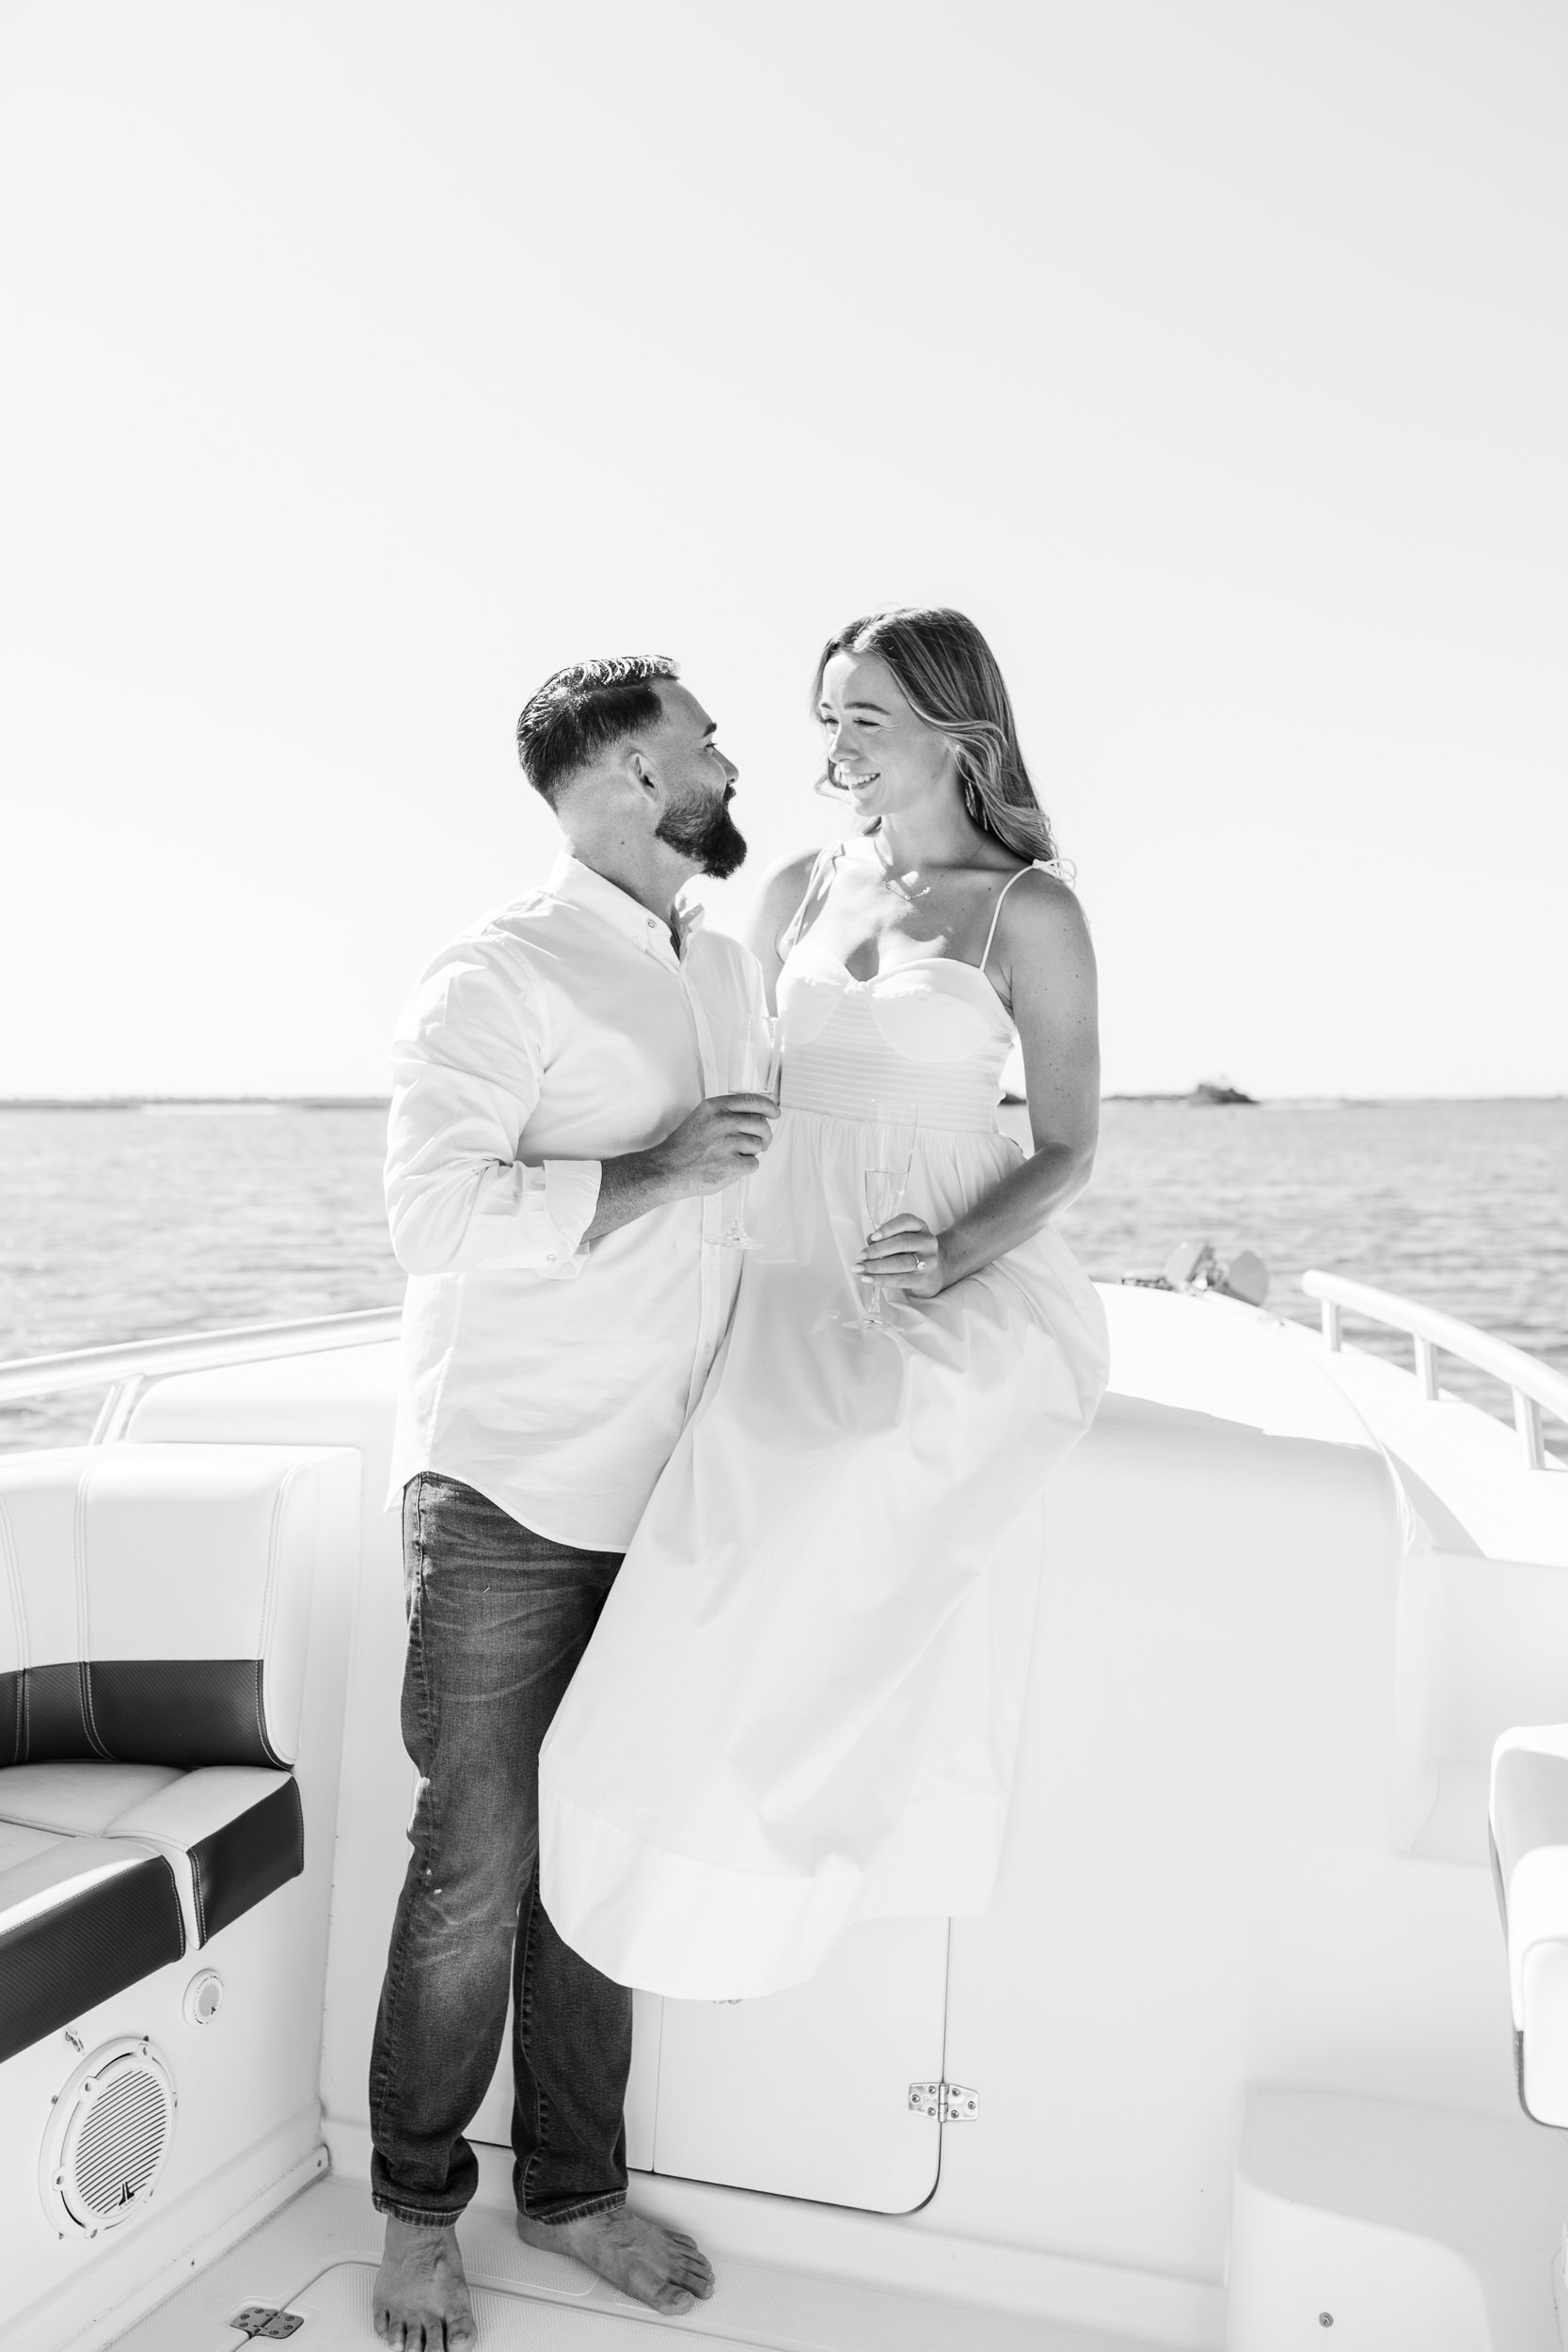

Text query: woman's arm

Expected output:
[860,871,1100,1295]
[744,849,825,1013]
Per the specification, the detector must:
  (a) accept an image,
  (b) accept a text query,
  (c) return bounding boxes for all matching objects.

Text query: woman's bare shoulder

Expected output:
[760,845,828,899]
[747,844,837,962]
[996,867,1094,973]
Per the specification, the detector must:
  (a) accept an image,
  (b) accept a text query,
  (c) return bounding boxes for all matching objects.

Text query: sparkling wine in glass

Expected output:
[717,1012,783,1249]
[859,1097,918,1327]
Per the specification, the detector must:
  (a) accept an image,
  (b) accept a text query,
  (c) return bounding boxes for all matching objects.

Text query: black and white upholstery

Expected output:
[0,1444,338,2064]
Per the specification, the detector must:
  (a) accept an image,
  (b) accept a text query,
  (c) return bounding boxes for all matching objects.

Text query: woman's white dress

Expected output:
[538,883,1110,1999]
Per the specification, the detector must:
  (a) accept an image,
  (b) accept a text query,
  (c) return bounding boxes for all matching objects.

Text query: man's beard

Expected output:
[655,787,749,881]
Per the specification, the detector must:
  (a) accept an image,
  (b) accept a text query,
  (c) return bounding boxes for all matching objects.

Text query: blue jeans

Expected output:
[369,1473,631,2225]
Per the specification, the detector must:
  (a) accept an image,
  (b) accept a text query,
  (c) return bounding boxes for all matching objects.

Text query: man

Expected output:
[371,656,776,2350]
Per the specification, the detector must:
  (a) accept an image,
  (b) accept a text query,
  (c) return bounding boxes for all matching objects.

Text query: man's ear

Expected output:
[626,749,661,802]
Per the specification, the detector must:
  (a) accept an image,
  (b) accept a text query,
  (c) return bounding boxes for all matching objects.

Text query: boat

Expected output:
[3,1268,1567,2349]
[1187,1079,1256,1107]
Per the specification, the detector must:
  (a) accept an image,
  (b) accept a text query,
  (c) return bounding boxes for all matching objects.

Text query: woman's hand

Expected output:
[857,1214,947,1298]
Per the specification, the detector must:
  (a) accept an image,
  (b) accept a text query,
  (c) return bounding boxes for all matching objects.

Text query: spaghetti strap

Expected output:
[979,863,1034,973]
[777,842,846,960]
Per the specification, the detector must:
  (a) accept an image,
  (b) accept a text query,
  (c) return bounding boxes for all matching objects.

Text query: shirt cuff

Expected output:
[538,1158,602,1277]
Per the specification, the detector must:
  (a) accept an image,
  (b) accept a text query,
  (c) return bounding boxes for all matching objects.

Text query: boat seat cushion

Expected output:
[0,1441,346,2060]
[0,1443,338,1768]
[0,1826,184,2065]
[0,1760,182,1835]
[0,1759,304,1952]
[113,1767,304,1946]
[1489,1724,1568,2127]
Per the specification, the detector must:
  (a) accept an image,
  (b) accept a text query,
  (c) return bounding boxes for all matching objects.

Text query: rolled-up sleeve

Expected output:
[385,940,602,1278]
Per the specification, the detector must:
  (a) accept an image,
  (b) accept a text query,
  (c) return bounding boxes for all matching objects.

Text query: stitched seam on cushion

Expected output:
[156,1851,188,1959]
[0,1857,166,1970]
[258,1470,293,1669]
[0,1495,25,1765]
[254,1470,298,1766]
[189,1833,209,1944]
[116,1829,202,1949]
[0,1802,94,1834]
[75,1460,111,1758]
[253,1662,284,1768]
[193,1781,295,1939]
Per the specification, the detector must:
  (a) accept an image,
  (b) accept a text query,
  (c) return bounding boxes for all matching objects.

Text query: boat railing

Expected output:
[1303,1269,1568,1471]
[0,1308,403,1444]
[5,1280,1563,1468]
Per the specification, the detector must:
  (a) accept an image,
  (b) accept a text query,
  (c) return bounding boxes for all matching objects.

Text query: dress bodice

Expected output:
[778,936,1015,1134]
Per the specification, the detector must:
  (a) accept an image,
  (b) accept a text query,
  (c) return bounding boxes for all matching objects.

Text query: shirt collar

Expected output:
[673,888,706,946]
[546,853,702,961]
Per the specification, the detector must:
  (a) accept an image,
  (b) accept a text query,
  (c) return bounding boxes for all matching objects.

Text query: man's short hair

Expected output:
[515,655,679,804]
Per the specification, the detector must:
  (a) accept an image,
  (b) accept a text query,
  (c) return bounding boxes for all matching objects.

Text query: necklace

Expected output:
[872,846,933,905]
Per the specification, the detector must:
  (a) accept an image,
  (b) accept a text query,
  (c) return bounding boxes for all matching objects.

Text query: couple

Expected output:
[371,607,1109,2348]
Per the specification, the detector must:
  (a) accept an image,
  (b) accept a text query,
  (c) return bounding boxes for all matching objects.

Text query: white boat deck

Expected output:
[106,2172,1158,2352]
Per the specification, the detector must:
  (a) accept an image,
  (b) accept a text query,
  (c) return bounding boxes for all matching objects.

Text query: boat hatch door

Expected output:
[471,1917,949,2215]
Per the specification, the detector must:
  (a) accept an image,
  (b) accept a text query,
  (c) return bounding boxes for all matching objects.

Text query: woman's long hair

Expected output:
[812,606,1059,866]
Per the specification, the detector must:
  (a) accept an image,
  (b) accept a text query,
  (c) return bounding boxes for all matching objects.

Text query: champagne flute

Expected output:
[859,1097,918,1328]
[717,1012,784,1249]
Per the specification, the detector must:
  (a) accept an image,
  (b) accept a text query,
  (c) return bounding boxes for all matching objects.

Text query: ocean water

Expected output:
[1,1098,1563,1453]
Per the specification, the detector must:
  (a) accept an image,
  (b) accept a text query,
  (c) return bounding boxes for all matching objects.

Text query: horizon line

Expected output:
[2,1091,1564,1112]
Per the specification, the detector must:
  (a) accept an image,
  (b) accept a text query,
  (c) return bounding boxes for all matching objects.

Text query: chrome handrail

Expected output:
[0,1308,403,1438]
[1303,1270,1568,1471]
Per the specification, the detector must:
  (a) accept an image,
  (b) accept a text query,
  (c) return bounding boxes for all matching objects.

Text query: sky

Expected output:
[2,0,1563,1101]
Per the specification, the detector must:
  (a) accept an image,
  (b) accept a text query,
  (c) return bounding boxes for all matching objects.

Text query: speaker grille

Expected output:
[71,2065,169,2218]
[42,2040,177,2236]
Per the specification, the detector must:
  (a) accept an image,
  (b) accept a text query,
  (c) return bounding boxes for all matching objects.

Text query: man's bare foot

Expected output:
[516,2204,716,2314]
[372,2216,478,2351]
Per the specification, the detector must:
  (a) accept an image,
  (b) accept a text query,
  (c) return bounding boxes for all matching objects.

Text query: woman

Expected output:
[539,607,1109,1999]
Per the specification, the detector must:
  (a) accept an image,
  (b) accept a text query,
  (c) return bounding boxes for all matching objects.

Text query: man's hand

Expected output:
[584,1092,780,1245]
[649,1092,780,1196]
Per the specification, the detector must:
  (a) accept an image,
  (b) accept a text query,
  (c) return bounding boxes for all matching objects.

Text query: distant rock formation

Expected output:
[1189,1078,1256,1106]
[1101,1079,1259,1105]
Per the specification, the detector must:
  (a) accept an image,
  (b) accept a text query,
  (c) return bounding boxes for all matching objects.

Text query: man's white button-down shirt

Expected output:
[386,853,767,1550]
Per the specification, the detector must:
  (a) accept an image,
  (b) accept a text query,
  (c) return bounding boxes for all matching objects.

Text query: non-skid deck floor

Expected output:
[106,2175,1161,2352]
[230,2265,769,2352]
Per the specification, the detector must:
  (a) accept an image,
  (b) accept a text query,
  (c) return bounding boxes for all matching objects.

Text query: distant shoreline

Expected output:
[1,1092,1562,1112]
[0,1096,394,1111]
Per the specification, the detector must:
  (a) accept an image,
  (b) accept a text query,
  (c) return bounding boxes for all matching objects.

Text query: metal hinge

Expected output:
[230,2312,304,2341]
[908,2080,979,2122]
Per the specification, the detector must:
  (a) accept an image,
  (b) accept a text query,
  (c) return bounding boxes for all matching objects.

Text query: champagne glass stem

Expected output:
[718,1011,782,1249]
[861,1163,904,1329]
